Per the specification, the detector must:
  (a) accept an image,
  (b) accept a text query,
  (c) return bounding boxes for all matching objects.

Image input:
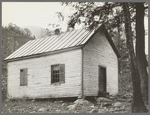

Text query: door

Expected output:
[99,66,106,92]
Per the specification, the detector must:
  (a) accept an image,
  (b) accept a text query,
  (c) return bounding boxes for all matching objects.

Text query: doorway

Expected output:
[98,66,106,92]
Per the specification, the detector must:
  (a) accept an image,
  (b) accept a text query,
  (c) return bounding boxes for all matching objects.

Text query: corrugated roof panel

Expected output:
[76,31,91,45]
[29,34,62,55]
[48,30,75,51]
[69,30,90,47]
[63,29,87,48]
[39,35,61,53]
[55,29,82,50]
[46,29,78,52]
[41,33,65,52]
[33,36,57,54]
[78,30,95,45]
[5,28,96,60]
[5,41,30,59]
[26,37,53,56]
[6,40,33,59]
[51,30,73,51]
[15,37,47,58]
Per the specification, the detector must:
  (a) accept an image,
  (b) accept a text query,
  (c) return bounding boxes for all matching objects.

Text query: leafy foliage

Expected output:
[1,23,35,101]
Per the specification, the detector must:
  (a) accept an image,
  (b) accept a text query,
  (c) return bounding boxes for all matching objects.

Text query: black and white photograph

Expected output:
[1,1,149,113]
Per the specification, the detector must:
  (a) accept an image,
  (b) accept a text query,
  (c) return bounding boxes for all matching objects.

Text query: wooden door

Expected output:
[99,66,106,92]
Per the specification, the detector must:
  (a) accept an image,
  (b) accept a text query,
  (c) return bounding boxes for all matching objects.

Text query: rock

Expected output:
[31,99,35,102]
[124,93,133,97]
[47,108,52,111]
[58,100,63,103]
[127,98,132,102]
[113,102,122,107]
[67,104,75,109]
[114,107,125,111]
[5,99,10,102]
[74,99,94,106]
[116,98,127,102]
[90,109,99,113]
[62,103,67,106]
[38,108,47,112]
[109,96,116,100]
[68,104,81,112]
[97,97,112,103]
[67,99,94,113]
[90,105,95,108]
[54,101,58,103]
[102,102,112,107]
[56,110,61,112]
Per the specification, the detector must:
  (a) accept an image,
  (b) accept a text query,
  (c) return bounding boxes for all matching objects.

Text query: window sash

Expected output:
[51,64,65,84]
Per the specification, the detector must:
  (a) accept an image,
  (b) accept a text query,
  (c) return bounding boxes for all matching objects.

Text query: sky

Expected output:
[2,2,148,54]
[2,2,75,28]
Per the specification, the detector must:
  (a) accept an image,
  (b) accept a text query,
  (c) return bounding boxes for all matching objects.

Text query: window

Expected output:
[20,68,28,86]
[51,64,65,84]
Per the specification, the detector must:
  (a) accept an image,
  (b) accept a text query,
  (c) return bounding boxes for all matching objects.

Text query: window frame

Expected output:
[51,64,65,84]
[20,68,28,86]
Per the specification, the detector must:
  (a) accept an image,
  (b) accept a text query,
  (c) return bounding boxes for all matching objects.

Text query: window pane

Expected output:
[51,64,65,83]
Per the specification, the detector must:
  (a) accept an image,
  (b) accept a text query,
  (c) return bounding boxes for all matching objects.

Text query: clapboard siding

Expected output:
[7,49,82,99]
[83,29,118,96]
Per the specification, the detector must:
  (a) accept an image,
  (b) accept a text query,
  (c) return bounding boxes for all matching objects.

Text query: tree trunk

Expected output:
[123,3,148,113]
[117,17,122,73]
[135,2,148,105]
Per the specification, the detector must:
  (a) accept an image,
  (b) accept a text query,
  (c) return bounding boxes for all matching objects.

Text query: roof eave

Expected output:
[5,45,84,62]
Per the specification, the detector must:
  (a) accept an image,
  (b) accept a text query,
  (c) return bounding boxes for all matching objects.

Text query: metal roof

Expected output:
[5,28,95,60]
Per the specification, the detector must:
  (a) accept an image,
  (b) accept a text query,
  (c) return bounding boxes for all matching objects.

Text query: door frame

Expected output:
[98,65,107,92]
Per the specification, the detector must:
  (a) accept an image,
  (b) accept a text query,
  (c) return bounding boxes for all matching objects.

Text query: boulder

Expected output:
[102,102,112,107]
[5,99,10,102]
[113,102,122,107]
[58,100,63,103]
[67,99,94,113]
[97,97,112,102]
[38,108,47,112]
[74,99,94,106]
[90,105,95,108]
[124,93,133,97]
[67,104,84,113]
[116,98,127,102]
[127,98,132,102]
[56,110,61,112]
[62,103,67,106]
[67,104,75,109]
[90,109,99,113]
[31,99,35,102]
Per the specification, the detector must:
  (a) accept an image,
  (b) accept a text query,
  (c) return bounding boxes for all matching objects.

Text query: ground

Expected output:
[2,72,134,113]
[2,95,132,113]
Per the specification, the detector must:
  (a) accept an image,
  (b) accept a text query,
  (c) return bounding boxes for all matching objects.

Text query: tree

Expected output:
[123,3,147,112]
[63,2,148,112]
[135,3,148,105]
[46,12,65,36]
[24,28,32,37]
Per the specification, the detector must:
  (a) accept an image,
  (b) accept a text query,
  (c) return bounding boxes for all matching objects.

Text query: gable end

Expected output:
[102,25,121,58]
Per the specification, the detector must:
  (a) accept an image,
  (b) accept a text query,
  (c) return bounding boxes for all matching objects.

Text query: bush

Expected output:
[118,72,133,96]
[2,69,7,101]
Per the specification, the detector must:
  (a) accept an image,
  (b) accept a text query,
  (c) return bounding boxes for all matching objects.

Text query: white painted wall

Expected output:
[7,29,118,99]
[7,49,82,99]
[83,29,118,96]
